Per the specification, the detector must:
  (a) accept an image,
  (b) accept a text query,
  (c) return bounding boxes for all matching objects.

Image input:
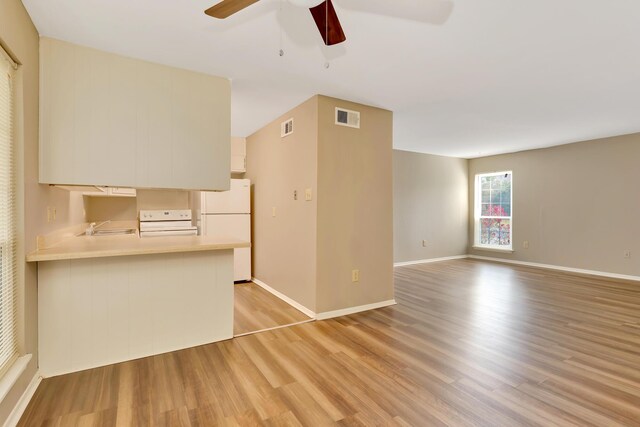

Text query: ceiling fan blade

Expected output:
[309,0,346,46]
[205,0,260,19]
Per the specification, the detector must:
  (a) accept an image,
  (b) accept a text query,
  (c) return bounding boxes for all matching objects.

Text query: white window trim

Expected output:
[0,354,31,403]
[474,171,513,251]
[0,45,20,381]
[472,245,515,254]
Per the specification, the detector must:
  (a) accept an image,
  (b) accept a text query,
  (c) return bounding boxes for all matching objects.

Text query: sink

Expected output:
[86,228,137,236]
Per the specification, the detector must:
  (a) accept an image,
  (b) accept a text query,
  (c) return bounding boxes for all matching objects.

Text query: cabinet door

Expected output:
[230,137,246,173]
[39,38,231,191]
[170,72,231,190]
[137,62,174,189]
[230,155,246,173]
[39,38,75,185]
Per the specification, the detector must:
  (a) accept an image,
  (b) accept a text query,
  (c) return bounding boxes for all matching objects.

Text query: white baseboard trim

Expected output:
[468,255,640,283]
[394,255,468,267]
[251,278,317,319]
[316,299,397,321]
[393,254,640,283]
[3,369,41,427]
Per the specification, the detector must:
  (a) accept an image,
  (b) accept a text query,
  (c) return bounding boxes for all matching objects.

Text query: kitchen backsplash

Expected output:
[84,189,192,223]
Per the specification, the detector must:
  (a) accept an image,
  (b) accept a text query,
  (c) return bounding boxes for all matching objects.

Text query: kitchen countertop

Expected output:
[26,234,250,262]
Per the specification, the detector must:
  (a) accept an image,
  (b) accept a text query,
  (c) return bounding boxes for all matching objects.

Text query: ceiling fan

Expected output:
[205,0,347,46]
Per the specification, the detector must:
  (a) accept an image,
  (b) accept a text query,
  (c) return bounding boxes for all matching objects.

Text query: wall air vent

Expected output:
[335,107,360,129]
[281,118,294,138]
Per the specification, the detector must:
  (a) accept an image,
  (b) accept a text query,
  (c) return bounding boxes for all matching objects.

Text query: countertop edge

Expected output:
[27,241,250,263]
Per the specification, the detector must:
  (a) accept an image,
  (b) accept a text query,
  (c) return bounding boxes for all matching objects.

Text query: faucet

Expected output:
[85,220,111,236]
[86,223,97,236]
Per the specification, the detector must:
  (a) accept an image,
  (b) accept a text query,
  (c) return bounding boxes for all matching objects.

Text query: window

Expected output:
[0,49,18,376]
[474,171,512,250]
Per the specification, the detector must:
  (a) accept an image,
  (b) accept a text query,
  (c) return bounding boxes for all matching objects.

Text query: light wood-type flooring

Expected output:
[19,259,640,426]
[234,282,312,336]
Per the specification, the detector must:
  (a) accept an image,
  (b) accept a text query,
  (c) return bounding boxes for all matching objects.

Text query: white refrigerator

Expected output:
[200,179,251,282]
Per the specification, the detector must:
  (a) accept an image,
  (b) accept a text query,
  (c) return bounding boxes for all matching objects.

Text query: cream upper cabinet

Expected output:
[230,137,246,173]
[39,38,231,191]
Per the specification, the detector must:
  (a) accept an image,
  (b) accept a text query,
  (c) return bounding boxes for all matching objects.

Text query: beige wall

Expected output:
[468,133,640,276]
[136,189,190,211]
[246,95,395,314]
[245,97,318,311]
[0,0,83,422]
[315,96,394,313]
[393,150,468,263]
[85,196,137,222]
[83,189,191,223]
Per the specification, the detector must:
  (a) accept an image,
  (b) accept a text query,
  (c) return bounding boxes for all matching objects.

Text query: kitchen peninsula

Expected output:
[28,232,249,377]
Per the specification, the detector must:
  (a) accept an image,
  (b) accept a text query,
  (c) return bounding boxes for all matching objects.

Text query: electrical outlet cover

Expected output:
[352,269,360,282]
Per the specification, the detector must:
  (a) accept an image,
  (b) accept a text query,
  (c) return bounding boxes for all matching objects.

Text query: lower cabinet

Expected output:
[37,250,234,377]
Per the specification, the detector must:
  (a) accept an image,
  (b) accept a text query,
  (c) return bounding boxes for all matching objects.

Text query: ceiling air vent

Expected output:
[335,107,360,129]
[281,118,294,138]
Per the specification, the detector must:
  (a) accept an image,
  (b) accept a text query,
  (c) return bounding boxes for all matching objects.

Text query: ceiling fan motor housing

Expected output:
[205,0,346,46]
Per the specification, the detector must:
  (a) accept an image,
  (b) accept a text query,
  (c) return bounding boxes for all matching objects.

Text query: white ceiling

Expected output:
[22,0,640,158]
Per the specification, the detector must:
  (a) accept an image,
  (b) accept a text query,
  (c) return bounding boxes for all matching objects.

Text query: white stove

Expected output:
[139,209,198,237]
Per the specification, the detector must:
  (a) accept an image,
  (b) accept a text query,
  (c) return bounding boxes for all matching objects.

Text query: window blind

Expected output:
[0,49,18,377]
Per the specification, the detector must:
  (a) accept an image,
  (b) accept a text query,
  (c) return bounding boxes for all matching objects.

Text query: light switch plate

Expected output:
[305,188,312,201]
